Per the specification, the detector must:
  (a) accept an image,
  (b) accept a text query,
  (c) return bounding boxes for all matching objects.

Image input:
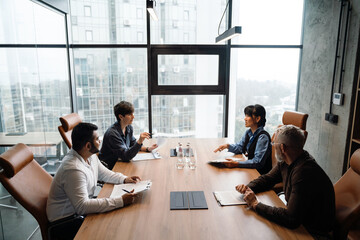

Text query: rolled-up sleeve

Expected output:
[228,132,246,154]
[63,169,124,216]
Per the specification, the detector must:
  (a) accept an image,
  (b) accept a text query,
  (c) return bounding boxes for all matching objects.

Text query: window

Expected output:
[85,30,93,41]
[84,6,92,17]
[184,10,189,21]
[137,32,144,42]
[151,0,227,44]
[157,55,219,85]
[73,48,148,135]
[231,0,303,45]
[69,0,146,44]
[152,95,223,138]
[137,8,143,19]
[230,48,300,141]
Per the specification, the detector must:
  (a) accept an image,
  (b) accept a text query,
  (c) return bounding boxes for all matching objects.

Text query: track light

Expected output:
[147,0,158,21]
[215,26,242,43]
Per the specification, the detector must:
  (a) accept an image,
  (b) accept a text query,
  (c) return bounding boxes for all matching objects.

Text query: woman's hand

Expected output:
[214,144,230,153]
[137,132,151,144]
[147,144,158,151]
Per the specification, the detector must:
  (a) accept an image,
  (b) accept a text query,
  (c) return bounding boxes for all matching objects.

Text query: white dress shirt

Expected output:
[47,149,127,222]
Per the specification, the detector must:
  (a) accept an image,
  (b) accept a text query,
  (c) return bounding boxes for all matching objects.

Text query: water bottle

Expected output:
[176,143,184,169]
[184,142,191,167]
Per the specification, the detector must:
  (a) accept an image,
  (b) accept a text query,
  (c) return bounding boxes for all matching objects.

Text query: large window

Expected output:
[73,48,148,135]
[230,48,301,141]
[70,0,146,44]
[0,0,70,162]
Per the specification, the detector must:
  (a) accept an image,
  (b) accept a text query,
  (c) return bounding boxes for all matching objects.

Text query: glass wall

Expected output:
[0,0,71,161]
[230,48,301,141]
[73,48,148,135]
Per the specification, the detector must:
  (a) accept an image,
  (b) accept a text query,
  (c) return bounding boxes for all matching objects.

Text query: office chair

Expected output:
[272,110,309,194]
[0,143,52,240]
[58,113,107,189]
[58,113,82,150]
[333,148,360,240]
[0,143,84,240]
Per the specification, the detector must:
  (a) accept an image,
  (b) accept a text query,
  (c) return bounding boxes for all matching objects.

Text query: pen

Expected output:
[122,189,132,193]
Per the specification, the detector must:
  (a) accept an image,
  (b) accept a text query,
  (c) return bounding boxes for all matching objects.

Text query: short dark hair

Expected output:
[114,101,134,122]
[244,104,267,127]
[71,122,98,151]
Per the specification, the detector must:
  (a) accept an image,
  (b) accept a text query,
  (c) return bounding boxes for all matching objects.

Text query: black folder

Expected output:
[170,191,208,210]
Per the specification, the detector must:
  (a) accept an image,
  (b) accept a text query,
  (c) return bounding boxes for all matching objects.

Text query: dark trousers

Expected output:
[48,215,84,240]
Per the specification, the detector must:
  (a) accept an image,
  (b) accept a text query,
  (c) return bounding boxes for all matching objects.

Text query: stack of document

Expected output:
[110,180,152,198]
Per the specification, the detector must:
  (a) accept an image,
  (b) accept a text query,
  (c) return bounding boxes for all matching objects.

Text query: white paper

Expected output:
[132,151,161,161]
[213,190,246,206]
[153,137,165,151]
[110,180,152,198]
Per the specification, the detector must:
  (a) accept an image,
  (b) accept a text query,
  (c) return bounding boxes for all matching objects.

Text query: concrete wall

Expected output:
[298,0,360,182]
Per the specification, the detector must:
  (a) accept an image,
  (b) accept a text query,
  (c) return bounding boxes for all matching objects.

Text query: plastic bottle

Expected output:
[176,143,184,169]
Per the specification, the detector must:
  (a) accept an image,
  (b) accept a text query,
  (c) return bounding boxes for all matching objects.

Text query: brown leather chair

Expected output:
[333,149,360,240]
[271,110,309,168]
[0,143,52,240]
[58,113,82,149]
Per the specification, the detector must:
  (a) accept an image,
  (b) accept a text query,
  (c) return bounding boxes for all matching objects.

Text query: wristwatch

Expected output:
[146,147,150,152]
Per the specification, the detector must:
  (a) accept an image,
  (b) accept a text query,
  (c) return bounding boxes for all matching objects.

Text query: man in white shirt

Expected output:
[47,122,140,239]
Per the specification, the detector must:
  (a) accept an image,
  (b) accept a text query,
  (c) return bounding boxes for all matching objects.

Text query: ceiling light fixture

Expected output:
[147,0,159,21]
[215,0,241,43]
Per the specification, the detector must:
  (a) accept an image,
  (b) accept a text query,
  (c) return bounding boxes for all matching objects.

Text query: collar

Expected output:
[69,149,92,167]
[114,121,128,137]
[248,126,264,137]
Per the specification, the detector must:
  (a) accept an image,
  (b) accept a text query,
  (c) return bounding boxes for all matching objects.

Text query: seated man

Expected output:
[47,122,140,239]
[99,101,157,169]
[236,125,335,238]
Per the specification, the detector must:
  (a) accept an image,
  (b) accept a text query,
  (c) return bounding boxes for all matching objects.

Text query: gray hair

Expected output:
[276,125,305,150]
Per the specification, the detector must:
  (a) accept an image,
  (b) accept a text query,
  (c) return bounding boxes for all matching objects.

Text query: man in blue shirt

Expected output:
[214,104,272,174]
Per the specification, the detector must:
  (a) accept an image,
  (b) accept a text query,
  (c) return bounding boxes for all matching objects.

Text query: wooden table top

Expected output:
[75,138,313,240]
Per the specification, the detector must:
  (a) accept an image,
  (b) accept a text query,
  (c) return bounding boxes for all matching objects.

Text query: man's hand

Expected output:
[137,132,151,144]
[124,176,141,183]
[214,144,229,153]
[122,190,136,206]
[223,160,239,168]
[148,144,158,151]
[243,188,258,209]
[235,184,248,194]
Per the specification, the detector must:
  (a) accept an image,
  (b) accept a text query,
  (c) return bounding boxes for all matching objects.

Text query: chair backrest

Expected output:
[282,110,308,130]
[58,113,82,149]
[271,110,309,168]
[333,149,360,239]
[0,143,53,240]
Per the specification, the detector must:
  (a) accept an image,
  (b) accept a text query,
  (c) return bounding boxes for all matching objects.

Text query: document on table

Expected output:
[133,151,161,161]
[110,180,152,198]
[132,137,166,161]
[213,190,247,206]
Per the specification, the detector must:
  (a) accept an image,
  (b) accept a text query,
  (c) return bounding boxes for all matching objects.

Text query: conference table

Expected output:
[75,138,313,240]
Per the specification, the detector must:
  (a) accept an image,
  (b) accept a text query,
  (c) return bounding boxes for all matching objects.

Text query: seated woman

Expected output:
[99,101,157,169]
[214,104,272,174]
